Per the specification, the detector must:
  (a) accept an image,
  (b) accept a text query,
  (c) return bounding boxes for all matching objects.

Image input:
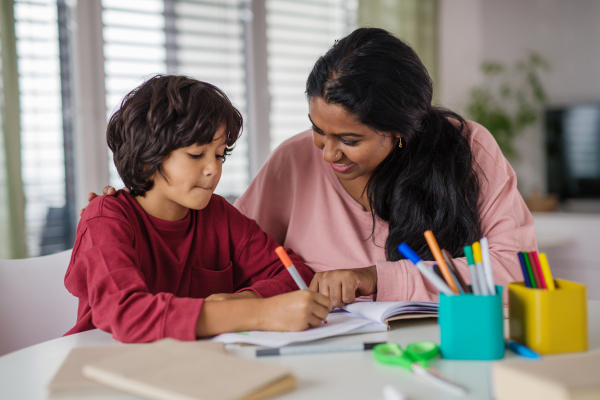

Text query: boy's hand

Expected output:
[309,266,378,308]
[78,186,127,217]
[205,291,259,302]
[259,290,332,331]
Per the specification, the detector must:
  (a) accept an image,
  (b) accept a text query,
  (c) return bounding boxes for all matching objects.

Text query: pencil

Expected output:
[424,231,459,294]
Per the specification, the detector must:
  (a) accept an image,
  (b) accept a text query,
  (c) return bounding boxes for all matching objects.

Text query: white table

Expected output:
[2,301,599,400]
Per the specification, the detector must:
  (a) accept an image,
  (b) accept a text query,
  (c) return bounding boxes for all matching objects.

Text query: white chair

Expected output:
[0,249,78,356]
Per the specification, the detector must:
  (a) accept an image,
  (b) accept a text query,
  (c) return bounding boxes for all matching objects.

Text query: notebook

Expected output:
[213,300,437,347]
[492,351,600,400]
[48,341,225,398]
[81,338,295,400]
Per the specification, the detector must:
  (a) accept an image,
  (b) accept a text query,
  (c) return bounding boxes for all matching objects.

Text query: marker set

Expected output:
[397,231,495,297]
[398,231,504,360]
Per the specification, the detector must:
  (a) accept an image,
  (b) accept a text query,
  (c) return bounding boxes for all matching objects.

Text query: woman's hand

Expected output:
[258,290,332,331]
[78,186,126,216]
[309,266,378,308]
[205,291,260,302]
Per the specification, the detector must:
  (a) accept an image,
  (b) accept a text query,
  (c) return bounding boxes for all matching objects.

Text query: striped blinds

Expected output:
[102,0,248,196]
[14,0,65,256]
[266,0,356,150]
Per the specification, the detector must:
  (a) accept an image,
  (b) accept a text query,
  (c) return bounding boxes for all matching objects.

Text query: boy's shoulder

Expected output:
[205,194,259,229]
[205,194,244,219]
[82,190,137,226]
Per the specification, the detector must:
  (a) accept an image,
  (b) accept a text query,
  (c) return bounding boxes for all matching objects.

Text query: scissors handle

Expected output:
[405,341,439,362]
[373,342,439,370]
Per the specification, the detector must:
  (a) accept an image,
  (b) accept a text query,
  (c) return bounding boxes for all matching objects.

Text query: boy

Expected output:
[65,75,331,343]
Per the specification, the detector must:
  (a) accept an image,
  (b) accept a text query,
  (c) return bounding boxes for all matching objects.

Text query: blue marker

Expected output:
[507,340,540,359]
[398,243,454,296]
[517,252,532,288]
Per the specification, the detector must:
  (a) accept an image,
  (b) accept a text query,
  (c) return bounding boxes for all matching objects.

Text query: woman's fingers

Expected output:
[87,192,99,201]
[308,275,320,292]
[102,186,116,195]
[310,269,376,307]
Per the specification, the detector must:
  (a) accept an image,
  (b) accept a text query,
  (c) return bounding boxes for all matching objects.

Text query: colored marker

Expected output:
[479,237,496,294]
[472,242,489,295]
[442,249,470,293]
[275,246,308,290]
[507,340,540,359]
[517,252,532,288]
[440,252,465,294]
[522,251,537,289]
[432,264,444,280]
[531,251,547,289]
[463,245,480,295]
[526,251,541,288]
[398,243,454,296]
[424,231,459,294]
[256,341,386,357]
[538,253,556,291]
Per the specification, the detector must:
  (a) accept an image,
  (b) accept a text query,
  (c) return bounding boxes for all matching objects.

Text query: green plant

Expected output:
[465,52,550,159]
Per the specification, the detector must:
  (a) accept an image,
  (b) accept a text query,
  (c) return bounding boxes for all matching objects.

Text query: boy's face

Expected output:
[146,125,228,220]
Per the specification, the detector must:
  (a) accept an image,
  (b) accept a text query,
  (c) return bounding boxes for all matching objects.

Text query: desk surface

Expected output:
[2,301,599,400]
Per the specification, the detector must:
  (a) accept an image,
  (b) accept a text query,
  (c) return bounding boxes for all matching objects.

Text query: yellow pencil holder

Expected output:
[508,279,588,354]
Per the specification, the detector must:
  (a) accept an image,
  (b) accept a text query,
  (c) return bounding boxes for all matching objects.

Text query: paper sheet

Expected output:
[343,301,437,322]
[212,311,376,347]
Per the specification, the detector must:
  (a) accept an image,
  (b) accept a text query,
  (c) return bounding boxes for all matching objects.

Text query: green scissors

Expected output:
[373,342,439,369]
[373,342,467,396]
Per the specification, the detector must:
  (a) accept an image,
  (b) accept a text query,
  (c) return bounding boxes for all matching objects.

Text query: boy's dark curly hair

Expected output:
[107,75,243,197]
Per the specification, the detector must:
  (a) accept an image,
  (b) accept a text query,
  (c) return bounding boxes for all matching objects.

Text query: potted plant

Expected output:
[465,52,550,159]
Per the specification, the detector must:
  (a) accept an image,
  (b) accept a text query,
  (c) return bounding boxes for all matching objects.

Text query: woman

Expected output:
[234,27,534,306]
[89,28,535,307]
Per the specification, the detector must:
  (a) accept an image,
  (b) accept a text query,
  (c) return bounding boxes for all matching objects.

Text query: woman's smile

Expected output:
[331,162,355,173]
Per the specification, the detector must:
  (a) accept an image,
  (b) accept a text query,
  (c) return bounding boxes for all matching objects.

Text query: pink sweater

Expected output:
[235,121,537,302]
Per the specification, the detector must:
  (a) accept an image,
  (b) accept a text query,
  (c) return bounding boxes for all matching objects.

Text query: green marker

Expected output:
[463,245,480,295]
[522,251,537,289]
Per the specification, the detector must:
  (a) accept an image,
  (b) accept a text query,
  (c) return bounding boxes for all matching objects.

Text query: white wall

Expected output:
[534,213,600,300]
[438,0,600,196]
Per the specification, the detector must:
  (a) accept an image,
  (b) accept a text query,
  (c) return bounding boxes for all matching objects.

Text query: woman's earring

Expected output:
[398,136,403,148]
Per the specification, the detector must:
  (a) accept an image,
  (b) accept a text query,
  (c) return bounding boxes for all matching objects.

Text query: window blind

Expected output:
[266,0,357,151]
[102,0,248,197]
[14,0,65,256]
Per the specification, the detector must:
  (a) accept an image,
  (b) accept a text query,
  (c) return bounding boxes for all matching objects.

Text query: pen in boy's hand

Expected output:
[275,246,309,290]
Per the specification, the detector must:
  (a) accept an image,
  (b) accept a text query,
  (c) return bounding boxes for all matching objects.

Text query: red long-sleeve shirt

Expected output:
[64,190,313,343]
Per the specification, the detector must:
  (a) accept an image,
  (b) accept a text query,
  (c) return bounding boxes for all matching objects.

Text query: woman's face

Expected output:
[309,97,399,186]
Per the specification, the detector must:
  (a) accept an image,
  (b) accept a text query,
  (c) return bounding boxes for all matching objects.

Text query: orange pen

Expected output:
[424,231,459,294]
[275,246,309,290]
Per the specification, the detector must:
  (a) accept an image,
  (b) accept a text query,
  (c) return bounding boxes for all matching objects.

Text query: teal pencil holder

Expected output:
[439,286,505,360]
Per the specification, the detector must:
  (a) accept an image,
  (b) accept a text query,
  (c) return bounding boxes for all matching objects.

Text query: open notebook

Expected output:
[213,300,437,347]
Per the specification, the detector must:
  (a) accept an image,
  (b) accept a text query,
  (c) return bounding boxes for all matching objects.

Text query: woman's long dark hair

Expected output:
[306,28,482,261]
